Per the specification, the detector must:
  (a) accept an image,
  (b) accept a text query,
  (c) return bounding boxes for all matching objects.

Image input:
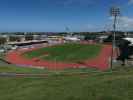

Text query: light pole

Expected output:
[110,6,120,68]
[66,26,73,36]
[66,26,69,35]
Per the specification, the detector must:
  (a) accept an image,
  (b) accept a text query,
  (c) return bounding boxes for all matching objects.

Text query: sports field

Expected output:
[23,43,102,63]
[6,44,112,70]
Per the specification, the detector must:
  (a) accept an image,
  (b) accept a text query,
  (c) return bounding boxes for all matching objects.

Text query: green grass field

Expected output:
[23,43,102,62]
[0,67,133,100]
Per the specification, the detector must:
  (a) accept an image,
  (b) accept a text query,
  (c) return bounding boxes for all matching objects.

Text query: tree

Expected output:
[25,35,34,41]
[0,37,7,45]
[9,36,21,42]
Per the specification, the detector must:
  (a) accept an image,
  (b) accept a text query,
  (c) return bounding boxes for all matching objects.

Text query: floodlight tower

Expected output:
[65,26,73,36]
[110,6,120,68]
[66,27,69,34]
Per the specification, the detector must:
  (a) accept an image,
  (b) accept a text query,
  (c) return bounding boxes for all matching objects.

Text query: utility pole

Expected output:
[110,6,120,69]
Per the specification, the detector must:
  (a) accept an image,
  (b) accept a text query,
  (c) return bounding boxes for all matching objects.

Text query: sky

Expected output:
[0,0,132,32]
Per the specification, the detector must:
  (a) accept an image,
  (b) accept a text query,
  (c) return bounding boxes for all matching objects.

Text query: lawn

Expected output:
[23,43,102,63]
[0,67,133,100]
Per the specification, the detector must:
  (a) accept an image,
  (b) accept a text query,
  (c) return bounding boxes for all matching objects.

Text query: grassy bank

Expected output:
[0,67,133,100]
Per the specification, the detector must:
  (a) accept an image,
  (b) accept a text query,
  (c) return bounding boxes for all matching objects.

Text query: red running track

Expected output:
[6,45,113,71]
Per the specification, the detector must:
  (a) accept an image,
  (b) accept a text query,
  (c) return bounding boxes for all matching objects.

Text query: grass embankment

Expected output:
[23,43,102,63]
[0,67,133,100]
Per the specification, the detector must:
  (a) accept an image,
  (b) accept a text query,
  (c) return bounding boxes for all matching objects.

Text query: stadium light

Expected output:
[65,26,73,36]
[110,6,120,68]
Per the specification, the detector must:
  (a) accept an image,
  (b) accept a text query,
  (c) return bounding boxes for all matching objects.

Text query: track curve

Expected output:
[6,44,112,71]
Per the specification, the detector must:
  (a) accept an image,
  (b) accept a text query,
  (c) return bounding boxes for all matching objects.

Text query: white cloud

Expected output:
[109,16,133,31]
[128,0,133,5]
[118,17,133,30]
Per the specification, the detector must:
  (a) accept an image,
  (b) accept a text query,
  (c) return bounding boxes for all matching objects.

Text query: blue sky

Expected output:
[0,0,132,32]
